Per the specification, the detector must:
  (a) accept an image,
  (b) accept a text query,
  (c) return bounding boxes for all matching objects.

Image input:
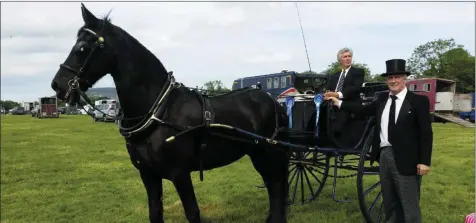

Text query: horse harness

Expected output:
[58,27,282,182]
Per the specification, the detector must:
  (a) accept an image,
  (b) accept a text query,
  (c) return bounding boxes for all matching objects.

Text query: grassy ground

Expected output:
[1,115,474,223]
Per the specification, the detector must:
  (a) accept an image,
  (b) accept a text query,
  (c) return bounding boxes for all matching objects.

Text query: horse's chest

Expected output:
[125,141,160,169]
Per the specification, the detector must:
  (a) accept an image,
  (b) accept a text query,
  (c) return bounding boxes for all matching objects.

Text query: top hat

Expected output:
[381,59,411,77]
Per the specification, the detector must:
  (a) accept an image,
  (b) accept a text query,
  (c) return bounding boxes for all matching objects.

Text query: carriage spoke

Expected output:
[368,191,382,213]
[302,167,316,198]
[288,165,299,187]
[291,166,300,204]
[304,165,322,185]
[364,182,380,196]
[376,202,384,223]
[287,152,329,206]
[300,167,305,204]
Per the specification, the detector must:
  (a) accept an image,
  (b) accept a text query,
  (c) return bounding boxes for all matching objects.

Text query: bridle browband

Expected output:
[58,26,181,139]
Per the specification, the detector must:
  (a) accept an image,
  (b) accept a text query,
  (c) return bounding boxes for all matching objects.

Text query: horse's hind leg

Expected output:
[172,172,201,223]
[249,149,289,223]
[139,169,164,223]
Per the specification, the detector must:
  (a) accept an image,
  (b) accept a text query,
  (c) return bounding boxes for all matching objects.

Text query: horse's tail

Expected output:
[274,99,288,130]
[268,95,291,220]
[263,92,288,140]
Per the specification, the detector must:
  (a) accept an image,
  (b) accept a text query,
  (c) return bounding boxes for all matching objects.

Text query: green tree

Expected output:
[0,100,21,111]
[371,74,386,82]
[202,80,231,96]
[437,48,475,92]
[407,38,475,92]
[322,61,373,82]
[406,38,464,78]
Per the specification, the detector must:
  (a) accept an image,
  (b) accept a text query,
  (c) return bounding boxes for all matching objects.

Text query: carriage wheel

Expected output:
[287,151,330,205]
[357,127,385,223]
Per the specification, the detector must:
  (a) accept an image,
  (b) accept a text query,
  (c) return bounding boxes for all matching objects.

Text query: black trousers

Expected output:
[379,147,422,223]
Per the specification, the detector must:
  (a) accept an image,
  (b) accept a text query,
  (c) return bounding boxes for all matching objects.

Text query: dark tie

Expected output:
[388,95,397,142]
[336,71,345,92]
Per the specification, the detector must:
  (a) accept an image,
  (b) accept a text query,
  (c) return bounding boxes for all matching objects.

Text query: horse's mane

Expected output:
[76,11,169,80]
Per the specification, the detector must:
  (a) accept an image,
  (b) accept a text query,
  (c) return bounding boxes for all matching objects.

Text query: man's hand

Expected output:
[417,164,430,176]
[324,91,339,98]
[325,96,340,107]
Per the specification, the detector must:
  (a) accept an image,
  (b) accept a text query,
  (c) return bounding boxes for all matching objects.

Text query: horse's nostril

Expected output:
[51,81,58,91]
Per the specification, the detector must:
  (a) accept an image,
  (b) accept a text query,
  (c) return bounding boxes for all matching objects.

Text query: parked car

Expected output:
[92,104,117,122]
[10,107,26,115]
[57,107,66,114]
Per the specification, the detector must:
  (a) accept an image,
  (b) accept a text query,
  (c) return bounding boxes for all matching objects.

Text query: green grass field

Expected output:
[1,115,474,223]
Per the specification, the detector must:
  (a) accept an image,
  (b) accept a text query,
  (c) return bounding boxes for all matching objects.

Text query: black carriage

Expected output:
[166,75,390,222]
[278,79,389,223]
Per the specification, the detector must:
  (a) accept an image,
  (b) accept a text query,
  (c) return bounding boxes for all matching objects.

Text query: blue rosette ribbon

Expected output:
[313,94,323,137]
[285,96,295,129]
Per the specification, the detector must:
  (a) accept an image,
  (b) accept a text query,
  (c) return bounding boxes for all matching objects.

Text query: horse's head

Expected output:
[51,4,115,105]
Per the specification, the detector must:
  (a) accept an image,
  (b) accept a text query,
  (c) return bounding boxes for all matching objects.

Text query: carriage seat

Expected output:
[279,96,373,151]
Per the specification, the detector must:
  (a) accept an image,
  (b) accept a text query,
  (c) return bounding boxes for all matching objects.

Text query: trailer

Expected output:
[36,96,59,118]
[406,78,474,127]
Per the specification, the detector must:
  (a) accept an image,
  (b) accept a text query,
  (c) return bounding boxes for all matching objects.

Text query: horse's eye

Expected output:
[73,41,88,54]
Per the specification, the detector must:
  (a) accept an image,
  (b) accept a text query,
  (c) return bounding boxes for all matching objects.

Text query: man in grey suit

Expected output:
[326,59,433,223]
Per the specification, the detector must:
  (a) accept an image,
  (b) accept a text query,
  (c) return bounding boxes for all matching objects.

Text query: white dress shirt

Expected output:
[335,87,408,148]
[379,87,408,147]
[336,66,351,99]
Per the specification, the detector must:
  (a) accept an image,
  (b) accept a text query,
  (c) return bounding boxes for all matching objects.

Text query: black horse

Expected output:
[51,4,290,223]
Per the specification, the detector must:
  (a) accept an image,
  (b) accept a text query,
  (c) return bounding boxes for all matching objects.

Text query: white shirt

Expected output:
[335,87,408,148]
[336,66,351,99]
[379,87,408,147]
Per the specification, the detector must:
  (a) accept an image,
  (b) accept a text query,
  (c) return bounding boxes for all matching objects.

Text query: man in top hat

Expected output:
[325,59,433,223]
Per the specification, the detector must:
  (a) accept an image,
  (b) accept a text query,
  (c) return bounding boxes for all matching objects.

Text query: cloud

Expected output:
[1,1,474,102]
[244,53,294,64]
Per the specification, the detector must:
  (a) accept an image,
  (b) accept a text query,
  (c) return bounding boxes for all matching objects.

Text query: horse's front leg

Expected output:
[172,172,201,223]
[139,169,164,223]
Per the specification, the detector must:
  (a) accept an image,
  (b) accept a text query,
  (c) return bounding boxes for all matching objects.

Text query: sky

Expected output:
[1,1,475,102]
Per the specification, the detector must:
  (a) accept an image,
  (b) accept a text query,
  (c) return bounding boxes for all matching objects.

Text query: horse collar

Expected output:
[119,73,180,138]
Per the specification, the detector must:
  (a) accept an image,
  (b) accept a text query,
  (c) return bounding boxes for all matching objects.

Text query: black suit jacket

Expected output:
[324,67,365,134]
[327,66,365,102]
[340,90,433,176]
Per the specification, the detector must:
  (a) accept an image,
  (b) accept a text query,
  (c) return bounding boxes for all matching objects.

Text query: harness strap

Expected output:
[195,91,215,181]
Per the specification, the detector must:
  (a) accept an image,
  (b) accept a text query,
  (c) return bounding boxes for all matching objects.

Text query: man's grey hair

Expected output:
[337,47,353,61]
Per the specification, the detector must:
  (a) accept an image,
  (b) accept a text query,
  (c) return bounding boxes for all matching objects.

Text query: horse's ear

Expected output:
[81,3,99,27]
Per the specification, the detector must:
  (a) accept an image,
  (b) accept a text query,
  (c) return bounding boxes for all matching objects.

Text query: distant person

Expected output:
[326,59,433,223]
[323,47,365,136]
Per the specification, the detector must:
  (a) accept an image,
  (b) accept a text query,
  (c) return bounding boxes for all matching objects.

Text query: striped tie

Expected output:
[336,70,345,92]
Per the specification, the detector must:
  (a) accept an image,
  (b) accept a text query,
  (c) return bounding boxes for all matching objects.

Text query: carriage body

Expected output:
[229,70,390,222]
[281,82,388,223]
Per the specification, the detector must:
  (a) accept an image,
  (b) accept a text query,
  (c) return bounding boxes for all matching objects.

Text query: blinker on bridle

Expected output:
[60,27,105,99]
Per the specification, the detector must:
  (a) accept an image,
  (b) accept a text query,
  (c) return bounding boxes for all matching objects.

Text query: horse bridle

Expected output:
[59,27,105,100]
[57,26,180,137]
